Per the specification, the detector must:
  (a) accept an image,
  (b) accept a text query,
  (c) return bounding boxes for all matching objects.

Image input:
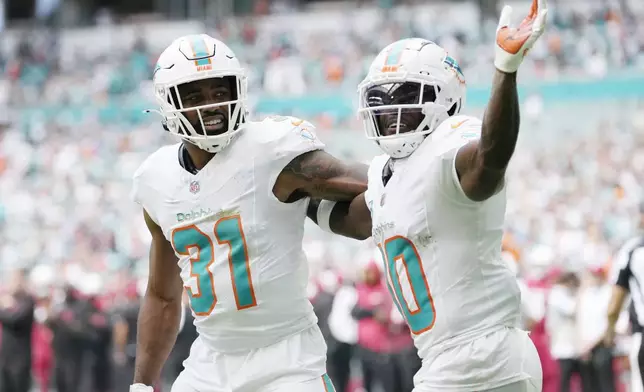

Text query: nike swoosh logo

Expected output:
[451,119,468,129]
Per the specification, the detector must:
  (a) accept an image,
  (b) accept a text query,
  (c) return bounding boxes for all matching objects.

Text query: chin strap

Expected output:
[178,143,199,175]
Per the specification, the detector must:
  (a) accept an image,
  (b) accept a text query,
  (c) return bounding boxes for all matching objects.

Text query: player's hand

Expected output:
[494,0,548,73]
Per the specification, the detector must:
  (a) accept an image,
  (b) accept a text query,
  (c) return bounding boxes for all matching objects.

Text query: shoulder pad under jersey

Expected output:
[244,116,325,160]
[430,115,482,157]
[131,144,179,222]
[364,154,390,212]
[248,115,321,145]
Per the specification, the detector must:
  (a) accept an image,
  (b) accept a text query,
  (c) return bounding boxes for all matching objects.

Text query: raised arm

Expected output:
[132,210,184,390]
[455,0,547,202]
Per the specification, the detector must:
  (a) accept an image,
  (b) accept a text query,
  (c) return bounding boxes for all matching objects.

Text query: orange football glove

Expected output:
[494,0,548,73]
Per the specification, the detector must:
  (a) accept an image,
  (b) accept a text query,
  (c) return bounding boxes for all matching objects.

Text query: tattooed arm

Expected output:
[273,150,372,240]
[274,150,368,202]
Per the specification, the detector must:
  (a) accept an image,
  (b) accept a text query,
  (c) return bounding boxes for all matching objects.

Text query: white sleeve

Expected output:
[130,169,145,206]
[131,162,161,225]
[438,144,473,204]
[263,117,326,191]
[364,154,389,213]
[434,116,504,204]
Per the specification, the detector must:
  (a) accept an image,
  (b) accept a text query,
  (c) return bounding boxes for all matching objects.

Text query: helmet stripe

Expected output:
[382,41,406,72]
[189,36,212,67]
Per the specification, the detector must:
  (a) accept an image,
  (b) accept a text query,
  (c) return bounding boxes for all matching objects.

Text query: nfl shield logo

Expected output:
[189,180,200,194]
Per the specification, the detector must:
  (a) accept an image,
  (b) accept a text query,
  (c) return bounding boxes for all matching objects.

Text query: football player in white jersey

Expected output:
[339,0,549,391]
[129,34,370,392]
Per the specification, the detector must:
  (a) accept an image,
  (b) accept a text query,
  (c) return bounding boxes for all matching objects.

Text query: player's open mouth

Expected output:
[203,115,225,132]
[387,123,408,134]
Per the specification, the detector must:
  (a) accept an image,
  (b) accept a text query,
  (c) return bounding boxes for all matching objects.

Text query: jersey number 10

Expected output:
[378,235,436,334]
[171,216,257,316]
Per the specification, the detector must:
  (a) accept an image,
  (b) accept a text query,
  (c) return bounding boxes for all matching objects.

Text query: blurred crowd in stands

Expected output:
[0,0,643,391]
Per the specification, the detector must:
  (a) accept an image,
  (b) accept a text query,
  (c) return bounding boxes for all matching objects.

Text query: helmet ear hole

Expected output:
[447,99,461,116]
[421,85,440,104]
[168,88,180,108]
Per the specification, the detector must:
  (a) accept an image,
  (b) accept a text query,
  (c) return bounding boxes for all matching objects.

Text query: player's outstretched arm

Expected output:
[132,209,184,390]
[455,0,547,202]
[275,150,368,202]
[274,150,372,240]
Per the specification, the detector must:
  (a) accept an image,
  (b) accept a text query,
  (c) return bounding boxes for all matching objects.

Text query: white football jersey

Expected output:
[132,116,324,352]
[365,115,521,368]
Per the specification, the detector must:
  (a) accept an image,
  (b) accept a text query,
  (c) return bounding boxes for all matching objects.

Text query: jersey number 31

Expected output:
[171,216,256,316]
[379,236,436,334]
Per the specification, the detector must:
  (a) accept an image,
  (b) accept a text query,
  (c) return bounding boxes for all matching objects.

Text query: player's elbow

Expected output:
[328,199,372,240]
[336,219,371,240]
[352,222,372,240]
[355,232,371,241]
[145,283,183,306]
[461,166,505,202]
[144,271,184,306]
[140,288,183,331]
[339,230,370,241]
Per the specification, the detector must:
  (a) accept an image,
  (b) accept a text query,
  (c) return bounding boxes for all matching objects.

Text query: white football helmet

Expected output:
[358,38,467,158]
[152,34,248,153]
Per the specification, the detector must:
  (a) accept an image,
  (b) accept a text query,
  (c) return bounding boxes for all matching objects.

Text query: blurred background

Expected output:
[0,0,643,391]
